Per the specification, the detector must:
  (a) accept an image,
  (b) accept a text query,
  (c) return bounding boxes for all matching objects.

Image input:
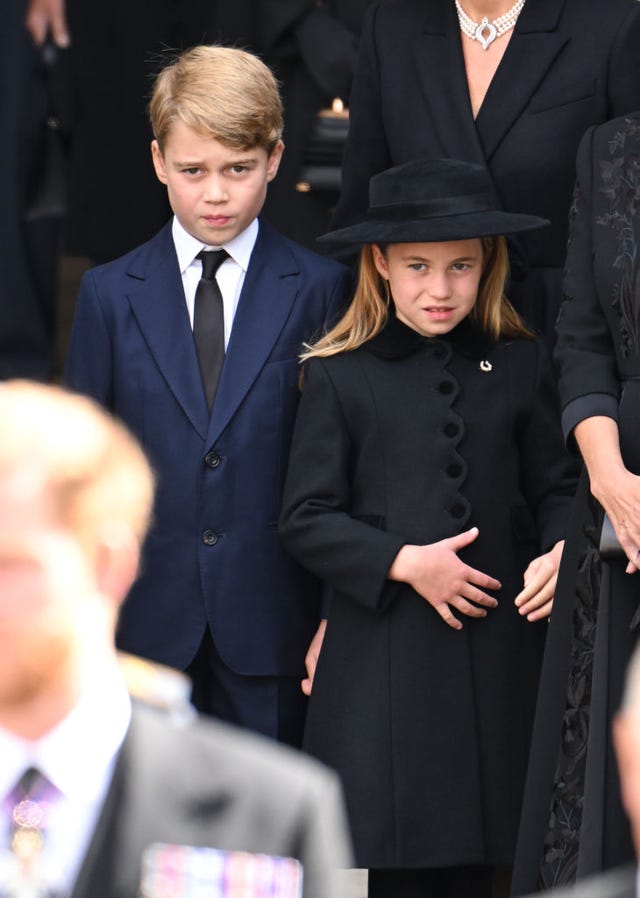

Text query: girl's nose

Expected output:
[428,271,452,299]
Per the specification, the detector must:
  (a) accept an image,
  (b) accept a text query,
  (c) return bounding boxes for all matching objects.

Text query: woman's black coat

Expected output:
[279,317,576,868]
[333,0,640,338]
[513,113,640,891]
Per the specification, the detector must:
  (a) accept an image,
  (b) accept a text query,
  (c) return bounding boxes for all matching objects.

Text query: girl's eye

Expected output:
[452,262,471,272]
[409,263,427,271]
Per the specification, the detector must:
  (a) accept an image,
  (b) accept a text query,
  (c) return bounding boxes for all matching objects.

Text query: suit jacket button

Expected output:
[202,529,219,546]
[205,451,221,468]
[450,503,466,519]
[437,380,454,395]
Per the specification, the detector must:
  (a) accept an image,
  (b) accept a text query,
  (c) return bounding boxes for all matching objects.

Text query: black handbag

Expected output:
[598,513,625,562]
[296,100,349,193]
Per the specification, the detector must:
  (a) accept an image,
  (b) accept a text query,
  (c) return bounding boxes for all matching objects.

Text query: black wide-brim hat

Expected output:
[319,158,548,245]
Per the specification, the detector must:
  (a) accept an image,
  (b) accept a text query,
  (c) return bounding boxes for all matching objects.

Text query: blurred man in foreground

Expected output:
[0,380,351,898]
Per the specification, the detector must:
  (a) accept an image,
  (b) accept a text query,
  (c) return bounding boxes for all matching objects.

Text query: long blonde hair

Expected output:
[302,237,532,362]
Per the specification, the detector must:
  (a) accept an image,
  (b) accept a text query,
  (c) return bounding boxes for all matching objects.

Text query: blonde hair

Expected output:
[0,382,154,553]
[302,237,532,361]
[149,45,283,153]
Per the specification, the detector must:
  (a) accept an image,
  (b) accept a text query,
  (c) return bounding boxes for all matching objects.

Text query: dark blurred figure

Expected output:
[259,1,373,247]
[26,0,259,265]
[0,0,59,379]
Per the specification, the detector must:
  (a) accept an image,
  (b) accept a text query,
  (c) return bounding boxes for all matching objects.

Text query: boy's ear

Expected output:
[266,140,285,182]
[151,140,168,185]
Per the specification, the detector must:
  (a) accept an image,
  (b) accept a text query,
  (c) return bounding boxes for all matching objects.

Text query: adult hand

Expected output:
[388,527,500,630]
[575,416,640,574]
[301,619,327,696]
[592,471,640,574]
[515,540,564,621]
[25,0,70,47]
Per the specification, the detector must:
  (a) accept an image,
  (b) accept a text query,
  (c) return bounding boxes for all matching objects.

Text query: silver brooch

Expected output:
[479,360,492,372]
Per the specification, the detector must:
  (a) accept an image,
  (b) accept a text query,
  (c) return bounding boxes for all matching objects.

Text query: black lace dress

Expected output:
[512,113,640,894]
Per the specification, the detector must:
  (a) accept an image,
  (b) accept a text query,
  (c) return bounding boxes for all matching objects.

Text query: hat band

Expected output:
[368,192,496,220]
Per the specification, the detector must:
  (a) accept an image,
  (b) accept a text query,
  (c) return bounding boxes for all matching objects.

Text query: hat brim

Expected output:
[318,210,549,246]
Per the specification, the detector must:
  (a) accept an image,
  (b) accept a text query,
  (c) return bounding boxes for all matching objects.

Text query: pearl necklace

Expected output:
[455,0,525,50]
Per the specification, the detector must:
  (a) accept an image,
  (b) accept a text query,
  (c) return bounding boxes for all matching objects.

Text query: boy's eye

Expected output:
[182,167,202,175]
[229,165,249,174]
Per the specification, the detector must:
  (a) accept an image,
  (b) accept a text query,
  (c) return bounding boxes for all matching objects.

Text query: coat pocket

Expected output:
[528,77,596,114]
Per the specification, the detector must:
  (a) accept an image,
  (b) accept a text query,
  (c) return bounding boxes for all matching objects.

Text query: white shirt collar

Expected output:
[0,672,131,804]
[172,215,259,275]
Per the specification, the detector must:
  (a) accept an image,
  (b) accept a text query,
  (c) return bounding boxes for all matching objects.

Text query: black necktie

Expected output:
[194,249,228,411]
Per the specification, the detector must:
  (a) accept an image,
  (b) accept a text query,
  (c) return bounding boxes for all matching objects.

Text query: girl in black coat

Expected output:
[279,159,577,898]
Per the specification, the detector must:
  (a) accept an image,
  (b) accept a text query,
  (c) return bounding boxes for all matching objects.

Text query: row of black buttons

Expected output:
[203,451,222,544]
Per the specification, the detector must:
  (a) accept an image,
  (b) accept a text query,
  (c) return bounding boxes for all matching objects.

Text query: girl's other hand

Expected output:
[515,540,564,621]
[388,527,500,630]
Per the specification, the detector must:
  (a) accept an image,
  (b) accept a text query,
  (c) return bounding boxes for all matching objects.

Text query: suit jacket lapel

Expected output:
[411,1,487,165]
[69,730,129,898]
[126,224,210,440]
[208,221,300,445]
[475,0,569,160]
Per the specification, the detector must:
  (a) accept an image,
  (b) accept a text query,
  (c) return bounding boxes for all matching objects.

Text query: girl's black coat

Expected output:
[279,317,576,868]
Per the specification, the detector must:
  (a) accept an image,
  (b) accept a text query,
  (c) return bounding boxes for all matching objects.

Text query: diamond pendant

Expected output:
[476,17,498,50]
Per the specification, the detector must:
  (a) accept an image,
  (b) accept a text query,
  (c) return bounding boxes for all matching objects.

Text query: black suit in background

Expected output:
[69,703,352,898]
[258,1,373,248]
[0,0,58,379]
[333,0,640,340]
[62,0,257,264]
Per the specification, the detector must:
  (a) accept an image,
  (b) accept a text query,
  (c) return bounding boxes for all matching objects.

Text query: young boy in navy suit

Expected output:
[64,45,351,746]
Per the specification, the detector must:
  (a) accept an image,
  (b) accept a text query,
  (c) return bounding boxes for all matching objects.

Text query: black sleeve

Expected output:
[554,126,619,444]
[279,358,405,613]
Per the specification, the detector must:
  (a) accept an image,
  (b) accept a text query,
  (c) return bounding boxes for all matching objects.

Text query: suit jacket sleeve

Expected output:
[517,340,579,551]
[331,3,391,228]
[279,357,405,613]
[64,269,115,409]
[554,126,620,444]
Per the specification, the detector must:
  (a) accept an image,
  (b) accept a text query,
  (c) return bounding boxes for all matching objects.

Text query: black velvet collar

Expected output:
[364,313,495,360]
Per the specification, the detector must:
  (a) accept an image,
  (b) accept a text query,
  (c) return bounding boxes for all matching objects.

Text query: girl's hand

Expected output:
[388,527,500,630]
[301,619,327,696]
[515,540,564,621]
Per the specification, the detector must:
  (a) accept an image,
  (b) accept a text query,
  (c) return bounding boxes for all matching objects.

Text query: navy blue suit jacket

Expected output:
[65,218,351,676]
